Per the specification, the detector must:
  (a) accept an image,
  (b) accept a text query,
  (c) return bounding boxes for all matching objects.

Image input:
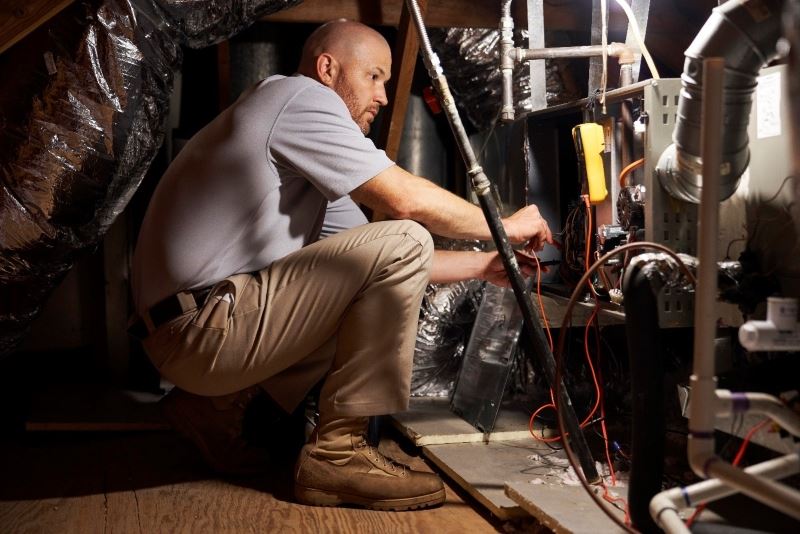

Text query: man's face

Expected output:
[332,38,391,135]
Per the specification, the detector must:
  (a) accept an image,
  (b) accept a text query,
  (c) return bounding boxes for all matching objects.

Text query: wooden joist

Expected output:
[264,0,531,29]
[0,0,74,55]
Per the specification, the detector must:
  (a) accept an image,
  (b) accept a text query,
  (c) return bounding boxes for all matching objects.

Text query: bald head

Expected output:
[297,20,392,135]
[298,20,389,78]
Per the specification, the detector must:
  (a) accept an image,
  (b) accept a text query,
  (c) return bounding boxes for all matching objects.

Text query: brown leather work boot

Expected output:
[294,433,446,511]
[160,386,270,476]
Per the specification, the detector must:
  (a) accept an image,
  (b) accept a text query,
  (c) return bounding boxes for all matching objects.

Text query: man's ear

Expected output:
[316,53,338,87]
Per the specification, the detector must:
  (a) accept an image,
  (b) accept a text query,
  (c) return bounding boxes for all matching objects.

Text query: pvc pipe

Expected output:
[687,57,725,479]
[705,458,800,520]
[679,55,800,528]
[716,390,800,438]
[739,297,800,352]
[651,453,800,533]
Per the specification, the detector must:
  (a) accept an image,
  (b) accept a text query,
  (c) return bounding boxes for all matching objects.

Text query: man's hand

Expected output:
[481,251,539,288]
[502,205,553,251]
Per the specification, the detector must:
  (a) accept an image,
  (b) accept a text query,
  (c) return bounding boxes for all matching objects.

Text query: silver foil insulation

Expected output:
[0,0,301,356]
[429,27,578,131]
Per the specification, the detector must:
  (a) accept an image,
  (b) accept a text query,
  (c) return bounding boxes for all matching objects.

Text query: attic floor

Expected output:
[0,428,541,533]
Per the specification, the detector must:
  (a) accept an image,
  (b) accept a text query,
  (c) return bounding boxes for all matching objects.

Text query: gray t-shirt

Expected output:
[132,74,392,314]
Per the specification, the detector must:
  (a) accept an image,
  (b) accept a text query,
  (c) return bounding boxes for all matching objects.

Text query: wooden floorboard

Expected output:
[0,430,505,533]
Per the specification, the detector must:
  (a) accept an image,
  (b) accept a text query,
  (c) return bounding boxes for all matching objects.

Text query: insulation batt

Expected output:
[0,0,302,357]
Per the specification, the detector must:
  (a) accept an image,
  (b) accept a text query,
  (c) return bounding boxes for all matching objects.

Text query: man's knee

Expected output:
[384,219,433,269]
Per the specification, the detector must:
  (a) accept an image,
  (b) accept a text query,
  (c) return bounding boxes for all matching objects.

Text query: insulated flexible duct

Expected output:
[622,256,670,534]
[0,0,301,357]
[657,0,783,203]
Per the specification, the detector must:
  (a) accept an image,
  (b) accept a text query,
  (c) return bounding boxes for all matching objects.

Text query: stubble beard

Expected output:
[334,78,371,135]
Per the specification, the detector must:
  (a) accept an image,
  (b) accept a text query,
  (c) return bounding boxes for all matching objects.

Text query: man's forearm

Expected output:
[429,250,488,284]
[351,166,493,240]
[403,175,493,240]
[351,165,550,246]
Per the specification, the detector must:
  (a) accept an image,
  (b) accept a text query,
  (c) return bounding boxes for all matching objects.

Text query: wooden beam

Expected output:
[372,1,427,222]
[264,0,531,29]
[0,0,74,55]
[377,0,426,160]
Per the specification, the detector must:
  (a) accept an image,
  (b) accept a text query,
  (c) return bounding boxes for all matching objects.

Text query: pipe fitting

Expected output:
[739,297,800,352]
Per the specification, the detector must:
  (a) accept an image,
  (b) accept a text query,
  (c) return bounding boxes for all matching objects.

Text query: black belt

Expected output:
[128,287,213,340]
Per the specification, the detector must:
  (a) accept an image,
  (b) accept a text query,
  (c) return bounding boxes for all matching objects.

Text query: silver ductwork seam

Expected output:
[0,0,302,357]
[657,0,783,203]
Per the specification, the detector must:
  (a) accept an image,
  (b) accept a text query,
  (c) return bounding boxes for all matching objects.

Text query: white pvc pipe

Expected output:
[650,453,800,532]
[716,390,800,438]
[705,459,800,520]
[687,57,725,478]
[675,55,800,529]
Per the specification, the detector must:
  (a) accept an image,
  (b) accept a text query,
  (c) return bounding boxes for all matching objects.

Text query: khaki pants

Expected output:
[142,220,433,418]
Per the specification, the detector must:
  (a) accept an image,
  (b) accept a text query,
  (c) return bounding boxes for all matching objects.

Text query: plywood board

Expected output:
[421,438,600,521]
[505,482,628,534]
[392,397,555,446]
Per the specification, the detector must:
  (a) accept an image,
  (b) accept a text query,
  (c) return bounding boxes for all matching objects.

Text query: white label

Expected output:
[756,71,781,139]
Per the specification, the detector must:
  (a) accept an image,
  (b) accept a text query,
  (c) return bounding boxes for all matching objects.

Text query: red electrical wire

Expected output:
[528,291,602,443]
[532,253,554,353]
[685,418,772,527]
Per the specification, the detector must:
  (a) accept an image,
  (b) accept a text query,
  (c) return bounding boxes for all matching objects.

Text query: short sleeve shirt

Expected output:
[131,74,393,313]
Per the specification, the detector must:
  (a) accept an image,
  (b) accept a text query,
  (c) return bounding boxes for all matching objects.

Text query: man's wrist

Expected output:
[500,218,518,243]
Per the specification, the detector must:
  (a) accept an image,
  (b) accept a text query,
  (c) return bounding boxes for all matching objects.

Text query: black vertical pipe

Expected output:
[405,0,599,483]
[622,262,667,533]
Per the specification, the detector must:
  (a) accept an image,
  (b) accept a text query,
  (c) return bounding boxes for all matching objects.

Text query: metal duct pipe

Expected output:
[396,94,447,188]
[656,0,783,204]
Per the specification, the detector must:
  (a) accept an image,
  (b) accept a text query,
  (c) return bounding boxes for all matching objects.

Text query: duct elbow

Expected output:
[657,0,783,204]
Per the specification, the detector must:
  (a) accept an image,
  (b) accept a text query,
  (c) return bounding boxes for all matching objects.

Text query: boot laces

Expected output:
[356,439,407,476]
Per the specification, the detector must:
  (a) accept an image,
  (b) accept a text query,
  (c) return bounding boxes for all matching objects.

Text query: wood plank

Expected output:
[392,397,556,446]
[0,0,74,55]
[370,0,424,223]
[0,431,499,533]
[377,0,425,161]
[505,481,627,534]
[263,0,530,29]
[422,438,584,520]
